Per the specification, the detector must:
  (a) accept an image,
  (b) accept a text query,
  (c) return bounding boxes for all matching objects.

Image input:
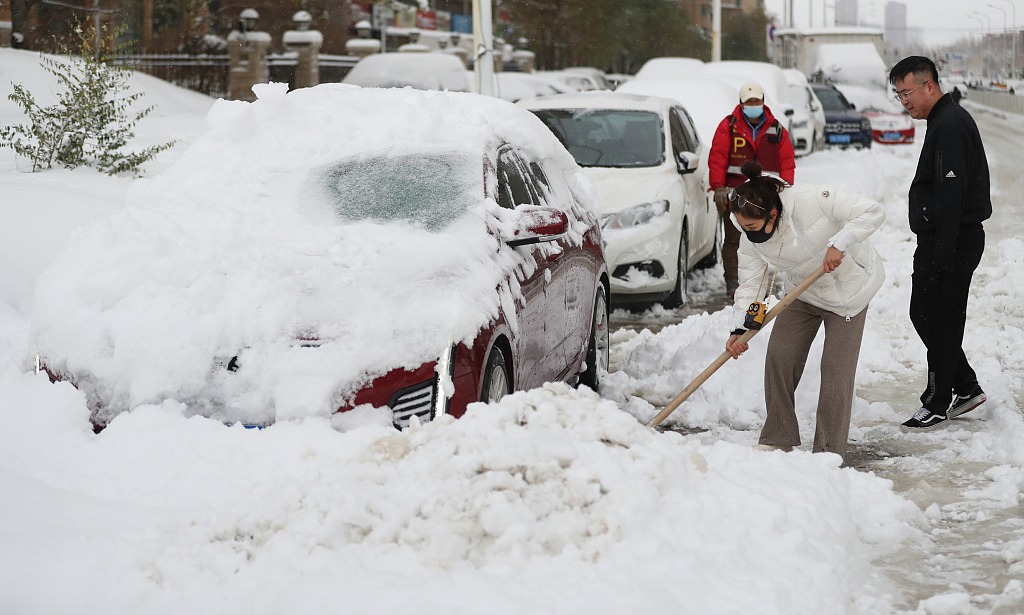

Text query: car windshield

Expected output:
[813,88,850,112]
[531,108,664,168]
[309,153,481,231]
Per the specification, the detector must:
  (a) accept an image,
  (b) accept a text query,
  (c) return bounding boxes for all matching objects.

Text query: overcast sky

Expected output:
[761,0,1018,47]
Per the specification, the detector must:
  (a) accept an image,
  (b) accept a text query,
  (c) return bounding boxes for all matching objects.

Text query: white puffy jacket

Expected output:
[731,184,885,329]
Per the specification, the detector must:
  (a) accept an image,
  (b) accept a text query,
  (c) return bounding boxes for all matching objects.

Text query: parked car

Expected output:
[832,82,915,145]
[520,92,718,307]
[860,107,914,144]
[342,52,470,91]
[783,69,826,155]
[32,84,608,431]
[536,70,605,92]
[494,71,573,102]
[633,57,705,80]
[810,83,873,149]
[563,67,613,90]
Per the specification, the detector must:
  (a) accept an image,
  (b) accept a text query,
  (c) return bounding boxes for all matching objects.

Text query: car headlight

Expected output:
[861,118,872,131]
[601,200,669,230]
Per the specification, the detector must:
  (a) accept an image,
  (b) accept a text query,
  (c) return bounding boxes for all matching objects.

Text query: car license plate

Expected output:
[828,134,851,144]
[883,132,902,141]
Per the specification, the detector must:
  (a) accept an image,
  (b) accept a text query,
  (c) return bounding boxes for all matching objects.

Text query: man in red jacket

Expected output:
[708,82,796,297]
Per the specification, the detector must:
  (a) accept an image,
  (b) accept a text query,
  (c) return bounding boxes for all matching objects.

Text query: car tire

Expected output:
[694,216,721,270]
[480,345,510,404]
[578,284,609,392]
[662,226,689,308]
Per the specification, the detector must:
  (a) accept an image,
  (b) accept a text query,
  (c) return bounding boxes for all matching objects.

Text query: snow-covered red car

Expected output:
[861,108,915,144]
[31,84,608,431]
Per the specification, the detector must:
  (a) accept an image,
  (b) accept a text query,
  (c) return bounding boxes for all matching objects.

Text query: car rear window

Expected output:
[530,108,664,168]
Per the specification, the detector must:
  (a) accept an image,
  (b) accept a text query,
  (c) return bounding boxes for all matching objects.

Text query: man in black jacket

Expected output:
[889,56,992,431]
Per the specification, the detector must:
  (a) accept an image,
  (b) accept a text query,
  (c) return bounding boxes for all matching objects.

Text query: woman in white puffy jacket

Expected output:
[724,162,885,461]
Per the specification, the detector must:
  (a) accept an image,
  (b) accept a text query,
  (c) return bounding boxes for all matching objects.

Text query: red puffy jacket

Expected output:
[708,104,796,189]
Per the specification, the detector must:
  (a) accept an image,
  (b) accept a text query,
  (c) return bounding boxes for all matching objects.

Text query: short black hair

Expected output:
[889,56,940,87]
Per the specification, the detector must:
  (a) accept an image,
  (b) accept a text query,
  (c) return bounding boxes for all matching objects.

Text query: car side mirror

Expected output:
[676,151,699,175]
[506,207,568,247]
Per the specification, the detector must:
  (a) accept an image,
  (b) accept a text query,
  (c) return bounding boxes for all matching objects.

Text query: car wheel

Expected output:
[480,345,510,403]
[662,226,689,308]
[694,216,721,270]
[578,284,609,391]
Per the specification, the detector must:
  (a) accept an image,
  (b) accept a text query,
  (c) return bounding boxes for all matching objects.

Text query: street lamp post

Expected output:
[971,11,993,77]
[970,11,987,77]
[712,0,721,62]
[988,3,1008,78]
[994,0,1017,78]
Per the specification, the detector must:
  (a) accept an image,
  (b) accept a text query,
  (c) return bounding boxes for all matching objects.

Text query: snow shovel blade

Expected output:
[647,264,829,429]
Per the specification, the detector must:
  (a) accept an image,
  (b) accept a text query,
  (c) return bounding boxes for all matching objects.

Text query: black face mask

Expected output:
[744,217,777,244]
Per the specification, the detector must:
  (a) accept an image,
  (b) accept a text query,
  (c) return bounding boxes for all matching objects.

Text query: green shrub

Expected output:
[0,23,174,176]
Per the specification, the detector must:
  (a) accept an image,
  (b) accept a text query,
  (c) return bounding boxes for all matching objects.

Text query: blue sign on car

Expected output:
[883,132,902,141]
[828,134,851,144]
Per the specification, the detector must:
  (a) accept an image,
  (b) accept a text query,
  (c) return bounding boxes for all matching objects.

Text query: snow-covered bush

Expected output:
[0,23,173,176]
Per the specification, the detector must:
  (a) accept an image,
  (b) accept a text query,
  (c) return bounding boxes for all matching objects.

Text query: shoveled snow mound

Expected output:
[0,375,920,614]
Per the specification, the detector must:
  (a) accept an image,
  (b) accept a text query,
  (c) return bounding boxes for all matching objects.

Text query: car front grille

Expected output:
[388,379,436,429]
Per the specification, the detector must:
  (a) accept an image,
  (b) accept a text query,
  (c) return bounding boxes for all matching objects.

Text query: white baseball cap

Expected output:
[739,82,764,102]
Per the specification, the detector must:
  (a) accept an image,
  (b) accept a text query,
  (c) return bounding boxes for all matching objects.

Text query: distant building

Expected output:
[836,0,858,27]
[884,2,908,55]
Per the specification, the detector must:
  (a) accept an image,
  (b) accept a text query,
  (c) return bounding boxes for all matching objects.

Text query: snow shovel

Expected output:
[647,264,829,429]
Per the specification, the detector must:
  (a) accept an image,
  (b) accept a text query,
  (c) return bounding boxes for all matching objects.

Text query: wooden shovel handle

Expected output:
[647,264,829,428]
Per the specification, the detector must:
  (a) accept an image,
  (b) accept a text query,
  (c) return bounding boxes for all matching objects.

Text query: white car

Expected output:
[494,72,572,102]
[633,57,705,80]
[535,70,605,92]
[783,69,826,155]
[342,52,470,91]
[521,92,719,307]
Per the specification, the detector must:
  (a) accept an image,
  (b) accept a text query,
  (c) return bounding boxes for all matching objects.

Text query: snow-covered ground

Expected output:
[1,48,1022,614]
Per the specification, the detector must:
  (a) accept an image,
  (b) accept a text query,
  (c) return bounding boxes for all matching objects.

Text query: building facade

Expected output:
[835,0,858,27]
[884,1,907,57]
[672,0,765,34]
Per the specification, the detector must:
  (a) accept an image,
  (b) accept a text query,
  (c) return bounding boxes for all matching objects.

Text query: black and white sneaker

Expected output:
[901,407,948,431]
[948,388,986,418]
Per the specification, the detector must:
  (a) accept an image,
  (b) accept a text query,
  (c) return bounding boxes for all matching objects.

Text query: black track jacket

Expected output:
[908,93,991,271]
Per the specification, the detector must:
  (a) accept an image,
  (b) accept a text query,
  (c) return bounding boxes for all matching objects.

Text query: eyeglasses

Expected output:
[894,80,931,102]
[728,188,766,212]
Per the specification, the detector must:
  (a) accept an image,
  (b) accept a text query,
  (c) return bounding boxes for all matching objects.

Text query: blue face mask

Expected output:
[743,104,764,119]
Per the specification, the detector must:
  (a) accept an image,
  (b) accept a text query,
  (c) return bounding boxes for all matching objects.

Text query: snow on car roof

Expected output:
[518,90,675,112]
[30,83,590,424]
[616,76,752,144]
[341,52,471,91]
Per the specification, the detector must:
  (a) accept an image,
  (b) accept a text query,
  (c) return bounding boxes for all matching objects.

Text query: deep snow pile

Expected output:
[0,375,920,615]
[0,48,1009,615]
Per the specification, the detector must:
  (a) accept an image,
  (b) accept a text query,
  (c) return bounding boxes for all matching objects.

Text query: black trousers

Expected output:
[910,224,985,412]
